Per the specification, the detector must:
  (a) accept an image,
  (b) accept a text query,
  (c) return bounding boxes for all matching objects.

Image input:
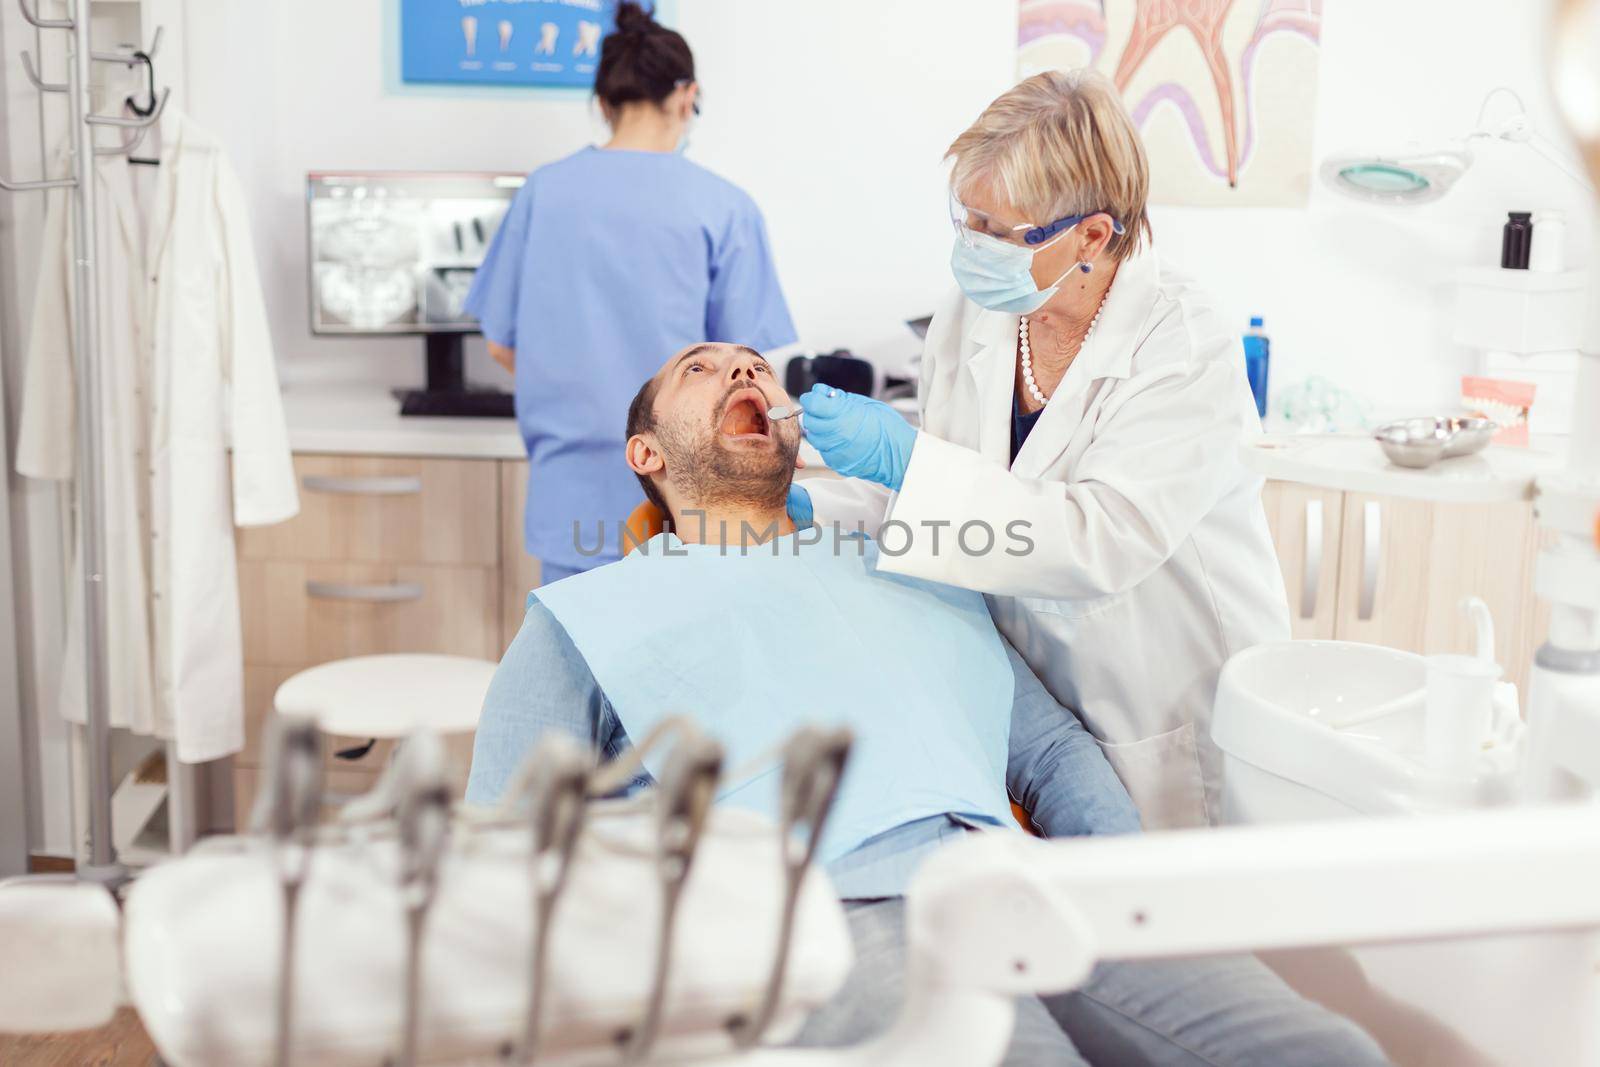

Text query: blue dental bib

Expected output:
[534,532,1014,864]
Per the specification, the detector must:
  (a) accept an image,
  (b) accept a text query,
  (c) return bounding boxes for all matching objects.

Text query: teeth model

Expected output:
[536,22,559,56]
[461,15,478,57]
[498,20,513,52]
[1465,395,1528,429]
[574,20,601,57]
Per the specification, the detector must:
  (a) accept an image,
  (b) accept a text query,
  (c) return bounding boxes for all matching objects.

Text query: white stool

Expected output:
[273,654,496,740]
[270,654,497,804]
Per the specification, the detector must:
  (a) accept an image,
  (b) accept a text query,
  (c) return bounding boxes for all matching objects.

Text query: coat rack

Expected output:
[2,0,170,884]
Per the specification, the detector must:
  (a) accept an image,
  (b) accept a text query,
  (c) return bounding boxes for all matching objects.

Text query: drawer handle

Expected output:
[305,580,424,603]
[1359,501,1381,621]
[301,475,422,496]
[1301,499,1323,620]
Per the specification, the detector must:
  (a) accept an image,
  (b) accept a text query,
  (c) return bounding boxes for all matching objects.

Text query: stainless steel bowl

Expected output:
[1375,419,1450,468]
[1373,416,1498,469]
[1440,415,1497,457]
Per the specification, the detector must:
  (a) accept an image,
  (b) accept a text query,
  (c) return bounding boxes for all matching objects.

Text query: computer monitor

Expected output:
[306,171,525,417]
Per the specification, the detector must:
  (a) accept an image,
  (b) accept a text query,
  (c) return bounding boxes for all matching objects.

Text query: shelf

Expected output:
[1455,267,1586,294]
[1454,267,1589,355]
[1243,434,1566,504]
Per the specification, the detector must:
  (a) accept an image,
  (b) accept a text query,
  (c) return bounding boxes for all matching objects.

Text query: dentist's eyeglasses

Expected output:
[949,190,1125,252]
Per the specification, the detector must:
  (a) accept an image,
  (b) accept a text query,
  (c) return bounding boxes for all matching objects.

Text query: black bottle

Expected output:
[1501,211,1533,269]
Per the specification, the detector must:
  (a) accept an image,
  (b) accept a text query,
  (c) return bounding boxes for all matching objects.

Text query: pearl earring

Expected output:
[1077,262,1093,274]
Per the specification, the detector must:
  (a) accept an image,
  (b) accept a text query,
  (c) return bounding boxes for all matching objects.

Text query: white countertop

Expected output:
[1244,433,1570,505]
[282,387,525,459]
[288,391,1575,500]
[281,386,829,467]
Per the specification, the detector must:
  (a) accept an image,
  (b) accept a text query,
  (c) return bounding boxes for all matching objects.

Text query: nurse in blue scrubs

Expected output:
[465,1,796,584]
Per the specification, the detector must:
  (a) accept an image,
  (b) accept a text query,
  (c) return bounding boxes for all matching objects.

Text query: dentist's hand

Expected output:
[787,483,814,528]
[798,384,918,491]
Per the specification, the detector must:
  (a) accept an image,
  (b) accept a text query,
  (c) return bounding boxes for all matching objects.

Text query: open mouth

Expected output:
[719,389,772,440]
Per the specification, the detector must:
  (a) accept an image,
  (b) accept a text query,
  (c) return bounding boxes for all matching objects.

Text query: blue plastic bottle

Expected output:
[1243,316,1270,419]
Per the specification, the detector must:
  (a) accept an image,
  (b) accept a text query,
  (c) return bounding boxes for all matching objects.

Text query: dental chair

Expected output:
[626,499,668,549]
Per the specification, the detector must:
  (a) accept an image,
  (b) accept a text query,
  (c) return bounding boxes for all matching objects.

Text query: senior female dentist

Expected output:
[793,70,1289,830]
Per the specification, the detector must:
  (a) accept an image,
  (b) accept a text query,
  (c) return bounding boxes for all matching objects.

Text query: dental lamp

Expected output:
[1320,87,1595,205]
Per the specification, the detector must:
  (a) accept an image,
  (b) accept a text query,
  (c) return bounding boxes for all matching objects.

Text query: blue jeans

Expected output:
[794,898,1391,1067]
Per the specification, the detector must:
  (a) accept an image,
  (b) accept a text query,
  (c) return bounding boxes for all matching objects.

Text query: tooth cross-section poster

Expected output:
[401,0,620,88]
[1018,0,1323,206]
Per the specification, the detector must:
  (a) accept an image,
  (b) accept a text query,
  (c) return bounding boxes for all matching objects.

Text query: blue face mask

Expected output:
[949,230,1075,316]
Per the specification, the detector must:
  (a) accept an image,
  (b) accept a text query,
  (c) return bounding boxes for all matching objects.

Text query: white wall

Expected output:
[1149,0,1593,418]
[183,0,1593,415]
[185,0,1018,388]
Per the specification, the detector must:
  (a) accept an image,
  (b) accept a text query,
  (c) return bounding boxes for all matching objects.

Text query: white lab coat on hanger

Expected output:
[16,109,298,764]
[805,249,1290,830]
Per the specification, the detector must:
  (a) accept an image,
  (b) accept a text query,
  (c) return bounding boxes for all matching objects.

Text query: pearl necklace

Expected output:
[1019,291,1108,407]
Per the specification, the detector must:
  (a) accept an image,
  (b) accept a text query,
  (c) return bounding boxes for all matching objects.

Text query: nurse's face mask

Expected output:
[949,189,1126,315]
[673,78,700,153]
[643,343,801,509]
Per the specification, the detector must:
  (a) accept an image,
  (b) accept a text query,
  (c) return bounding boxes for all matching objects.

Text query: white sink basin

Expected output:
[1213,641,1519,820]
[1218,639,1424,728]
[1213,641,1553,1067]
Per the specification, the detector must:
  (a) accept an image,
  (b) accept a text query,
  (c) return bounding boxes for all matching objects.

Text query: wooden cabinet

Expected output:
[499,459,540,652]
[237,455,499,567]
[233,767,394,828]
[233,454,515,821]
[237,560,500,664]
[1260,483,1344,639]
[1329,494,1435,653]
[1261,482,1547,695]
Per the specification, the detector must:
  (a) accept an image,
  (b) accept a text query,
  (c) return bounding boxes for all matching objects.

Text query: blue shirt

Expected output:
[464,148,797,569]
[468,602,1142,899]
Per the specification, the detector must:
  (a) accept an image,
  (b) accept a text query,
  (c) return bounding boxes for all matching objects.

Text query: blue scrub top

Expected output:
[465,146,796,569]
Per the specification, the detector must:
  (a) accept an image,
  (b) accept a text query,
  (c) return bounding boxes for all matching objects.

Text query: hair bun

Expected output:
[612,1,658,35]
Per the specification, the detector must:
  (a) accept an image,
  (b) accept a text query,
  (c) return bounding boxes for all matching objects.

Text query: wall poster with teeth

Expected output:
[399,0,621,89]
[1018,0,1323,206]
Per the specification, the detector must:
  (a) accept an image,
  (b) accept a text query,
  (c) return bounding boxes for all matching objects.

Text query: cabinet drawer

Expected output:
[232,766,383,830]
[233,736,476,830]
[1261,482,1343,640]
[237,455,499,566]
[239,560,500,665]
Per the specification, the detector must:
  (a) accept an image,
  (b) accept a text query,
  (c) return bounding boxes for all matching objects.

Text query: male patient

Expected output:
[468,343,1388,1067]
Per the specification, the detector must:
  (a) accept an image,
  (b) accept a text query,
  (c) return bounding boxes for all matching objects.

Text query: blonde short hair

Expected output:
[947,69,1151,261]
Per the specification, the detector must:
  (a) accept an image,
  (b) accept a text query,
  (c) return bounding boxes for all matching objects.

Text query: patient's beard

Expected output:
[655,411,798,515]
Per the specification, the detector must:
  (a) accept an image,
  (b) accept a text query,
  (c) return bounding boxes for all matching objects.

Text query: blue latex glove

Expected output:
[798,384,918,491]
[787,482,814,528]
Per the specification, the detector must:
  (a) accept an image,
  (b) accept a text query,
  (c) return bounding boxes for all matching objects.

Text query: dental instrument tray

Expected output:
[121,719,855,1067]
[1373,416,1497,469]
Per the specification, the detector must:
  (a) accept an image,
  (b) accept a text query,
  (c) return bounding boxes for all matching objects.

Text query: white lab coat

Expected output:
[16,109,298,764]
[806,249,1290,829]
